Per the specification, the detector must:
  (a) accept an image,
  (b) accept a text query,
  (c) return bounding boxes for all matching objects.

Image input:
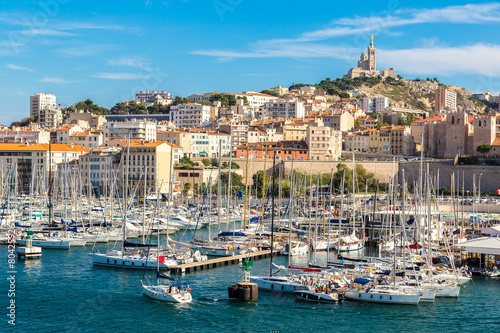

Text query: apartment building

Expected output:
[120,141,175,195]
[38,108,63,128]
[435,88,457,113]
[259,98,305,119]
[0,128,50,144]
[344,131,370,152]
[170,103,211,129]
[103,119,157,142]
[0,143,88,193]
[30,93,56,118]
[135,91,172,103]
[207,131,230,157]
[283,122,307,141]
[79,147,122,196]
[305,126,340,161]
[361,96,389,113]
[68,130,104,150]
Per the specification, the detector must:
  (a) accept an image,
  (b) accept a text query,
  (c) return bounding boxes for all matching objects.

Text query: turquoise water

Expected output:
[2,233,500,332]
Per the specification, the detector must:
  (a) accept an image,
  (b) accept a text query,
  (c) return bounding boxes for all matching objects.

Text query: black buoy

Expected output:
[228,259,258,301]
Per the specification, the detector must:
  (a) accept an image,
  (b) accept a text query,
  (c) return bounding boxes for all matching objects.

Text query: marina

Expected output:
[170,249,278,274]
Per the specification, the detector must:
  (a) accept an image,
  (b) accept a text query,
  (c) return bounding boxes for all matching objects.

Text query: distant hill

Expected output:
[290,77,497,114]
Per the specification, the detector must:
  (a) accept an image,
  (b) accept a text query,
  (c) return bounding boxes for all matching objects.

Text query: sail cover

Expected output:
[123,240,154,248]
[156,272,175,280]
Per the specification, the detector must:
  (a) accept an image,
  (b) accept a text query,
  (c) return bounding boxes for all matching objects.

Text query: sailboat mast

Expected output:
[226,128,233,232]
[243,146,249,231]
[122,132,130,255]
[48,142,53,236]
[217,139,222,232]
[270,154,276,277]
[142,166,147,243]
[327,168,333,263]
[288,159,294,266]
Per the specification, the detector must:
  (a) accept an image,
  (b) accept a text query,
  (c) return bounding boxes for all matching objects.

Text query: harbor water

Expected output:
[2,233,500,332]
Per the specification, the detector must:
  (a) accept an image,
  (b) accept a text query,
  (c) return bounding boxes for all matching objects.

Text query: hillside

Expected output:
[292,77,496,114]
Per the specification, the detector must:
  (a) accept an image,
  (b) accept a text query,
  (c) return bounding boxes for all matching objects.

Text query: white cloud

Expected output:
[13,28,75,36]
[107,56,153,71]
[192,44,358,60]
[6,63,34,71]
[92,72,151,80]
[58,44,115,57]
[378,43,500,77]
[240,73,282,77]
[192,3,500,60]
[39,77,76,83]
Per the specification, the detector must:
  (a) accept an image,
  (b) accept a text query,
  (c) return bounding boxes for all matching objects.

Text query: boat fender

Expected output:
[187,288,191,293]
[333,276,339,281]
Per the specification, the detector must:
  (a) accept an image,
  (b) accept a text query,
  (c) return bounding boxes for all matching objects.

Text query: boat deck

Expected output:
[170,250,280,274]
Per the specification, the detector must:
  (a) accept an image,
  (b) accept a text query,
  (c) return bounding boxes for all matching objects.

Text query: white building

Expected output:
[472,92,500,104]
[187,92,219,102]
[435,88,457,113]
[259,98,305,119]
[228,92,278,109]
[103,119,157,143]
[362,96,389,113]
[301,86,316,94]
[38,108,63,128]
[207,131,231,157]
[170,103,211,129]
[269,85,289,95]
[0,128,50,144]
[30,93,56,118]
[0,143,88,192]
[344,131,370,152]
[135,91,172,103]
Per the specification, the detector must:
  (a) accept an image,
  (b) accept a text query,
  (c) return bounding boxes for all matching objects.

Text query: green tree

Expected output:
[476,144,492,157]
[182,182,191,196]
[354,119,362,128]
[221,161,240,169]
[220,171,244,192]
[11,115,39,128]
[176,156,198,169]
[260,90,280,97]
[210,93,237,106]
[110,101,147,115]
[201,158,211,167]
[398,113,417,126]
[63,99,109,115]
[147,104,170,114]
[375,121,390,129]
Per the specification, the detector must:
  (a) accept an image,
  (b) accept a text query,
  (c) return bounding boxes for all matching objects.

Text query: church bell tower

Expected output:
[368,35,376,71]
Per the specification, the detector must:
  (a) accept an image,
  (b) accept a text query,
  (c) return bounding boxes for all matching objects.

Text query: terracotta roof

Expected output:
[0,143,88,152]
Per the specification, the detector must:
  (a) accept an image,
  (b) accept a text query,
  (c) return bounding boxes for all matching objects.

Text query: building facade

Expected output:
[30,93,56,118]
[170,103,211,129]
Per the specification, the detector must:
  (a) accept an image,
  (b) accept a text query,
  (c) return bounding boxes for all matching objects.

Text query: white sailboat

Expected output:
[141,145,192,304]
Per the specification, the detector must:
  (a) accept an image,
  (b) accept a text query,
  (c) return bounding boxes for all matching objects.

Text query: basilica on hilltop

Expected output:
[344,35,397,79]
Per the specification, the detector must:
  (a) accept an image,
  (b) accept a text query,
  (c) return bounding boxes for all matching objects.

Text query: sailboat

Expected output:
[344,173,422,305]
[141,273,192,303]
[250,155,310,294]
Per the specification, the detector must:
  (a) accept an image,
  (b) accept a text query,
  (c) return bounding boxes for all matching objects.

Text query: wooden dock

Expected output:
[170,250,279,274]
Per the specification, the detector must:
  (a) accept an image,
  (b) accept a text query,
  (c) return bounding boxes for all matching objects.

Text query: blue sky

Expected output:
[1,0,500,124]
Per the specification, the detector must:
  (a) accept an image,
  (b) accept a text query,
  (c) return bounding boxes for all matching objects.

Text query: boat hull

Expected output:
[345,290,421,305]
[142,285,192,303]
[91,253,178,269]
[16,238,70,249]
[295,291,342,303]
[250,276,309,294]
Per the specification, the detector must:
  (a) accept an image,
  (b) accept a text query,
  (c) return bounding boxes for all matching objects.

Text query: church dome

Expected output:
[360,52,368,61]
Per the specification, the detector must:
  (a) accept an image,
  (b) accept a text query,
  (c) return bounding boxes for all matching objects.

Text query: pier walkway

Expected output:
[170,250,279,274]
